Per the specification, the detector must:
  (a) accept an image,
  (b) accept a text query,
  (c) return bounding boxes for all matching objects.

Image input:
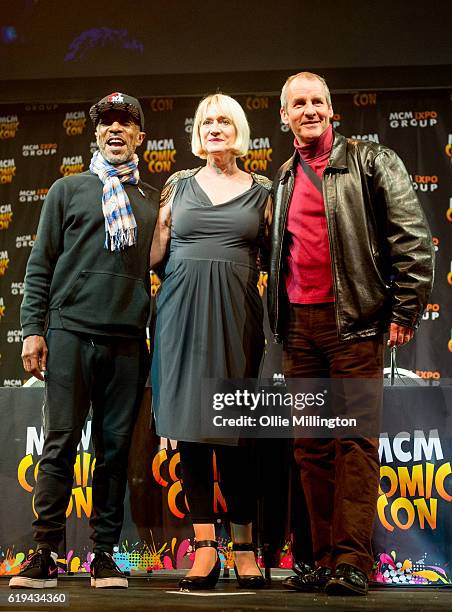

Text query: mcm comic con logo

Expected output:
[378,430,451,532]
[60,155,84,176]
[144,139,177,174]
[242,137,273,173]
[17,422,95,519]
[0,115,19,139]
[0,250,9,275]
[0,204,13,230]
[153,439,226,519]
[63,111,87,136]
[0,159,16,184]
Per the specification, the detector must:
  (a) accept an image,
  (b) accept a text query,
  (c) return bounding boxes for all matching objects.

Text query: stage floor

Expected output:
[1,571,452,612]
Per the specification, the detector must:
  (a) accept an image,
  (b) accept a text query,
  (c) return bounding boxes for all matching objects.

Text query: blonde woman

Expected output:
[151,94,272,590]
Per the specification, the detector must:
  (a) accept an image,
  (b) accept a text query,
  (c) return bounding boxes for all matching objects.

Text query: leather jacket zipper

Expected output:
[275,171,294,338]
[323,168,342,337]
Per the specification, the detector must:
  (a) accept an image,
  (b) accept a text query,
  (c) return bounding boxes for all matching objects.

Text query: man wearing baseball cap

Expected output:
[10,93,159,589]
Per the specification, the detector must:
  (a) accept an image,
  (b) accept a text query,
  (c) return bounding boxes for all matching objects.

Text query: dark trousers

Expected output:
[33,329,149,554]
[283,304,383,575]
[178,442,258,525]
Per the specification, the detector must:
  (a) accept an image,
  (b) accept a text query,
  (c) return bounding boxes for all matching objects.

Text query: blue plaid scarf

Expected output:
[89,150,140,251]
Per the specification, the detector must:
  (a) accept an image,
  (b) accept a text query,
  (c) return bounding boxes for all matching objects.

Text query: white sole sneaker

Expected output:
[90,577,128,588]
[9,576,58,589]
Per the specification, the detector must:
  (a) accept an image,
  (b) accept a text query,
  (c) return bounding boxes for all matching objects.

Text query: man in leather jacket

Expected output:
[268,72,434,596]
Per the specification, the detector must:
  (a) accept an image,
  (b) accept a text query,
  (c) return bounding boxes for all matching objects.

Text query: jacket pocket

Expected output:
[59,269,149,332]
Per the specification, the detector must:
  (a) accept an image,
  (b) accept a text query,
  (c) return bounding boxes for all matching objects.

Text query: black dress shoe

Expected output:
[324,563,368,596]
[283,566,332,592]
[232,543,266,589]
[292,560,313,577]
[179,540,221,591]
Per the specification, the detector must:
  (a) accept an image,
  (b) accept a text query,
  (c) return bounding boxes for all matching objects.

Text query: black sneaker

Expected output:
[9,549,58,589]
[90,552,128,588]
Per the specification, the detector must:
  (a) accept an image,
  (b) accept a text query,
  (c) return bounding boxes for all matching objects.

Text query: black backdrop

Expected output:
[0,87,451,586]
[1,88,451,383]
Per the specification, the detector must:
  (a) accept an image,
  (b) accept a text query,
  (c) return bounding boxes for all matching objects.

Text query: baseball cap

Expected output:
[89,92,145,130]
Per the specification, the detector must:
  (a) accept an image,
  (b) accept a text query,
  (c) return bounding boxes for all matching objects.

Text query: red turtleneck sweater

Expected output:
[285,125,335,304]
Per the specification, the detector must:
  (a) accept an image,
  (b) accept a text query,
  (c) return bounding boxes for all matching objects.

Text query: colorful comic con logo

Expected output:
[411,175,439,193]
[0,114,19,139]
[0,297,5,319]
[242,137,272,172]
[22,143,57,157]
[0,204,13,230]
[19,188,48,203]
[0,158,16,184]
[143,139,176,174]
[150,98,174,112]
[389,111,438,128]
[60,155,84,176]
[447,199,452,223]
[0,250,9,275]
[18,422,95,519]
[351,133,380,143]
[378,429,451,532]
[152,440,226,519]
[432,237,439,252]
[246,96,269,110]
[353,93,377,107]
[448,261,452,286]
[63,111,87,136]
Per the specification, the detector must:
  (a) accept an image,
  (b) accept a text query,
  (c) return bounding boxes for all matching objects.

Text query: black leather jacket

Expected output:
[268,131,434,342]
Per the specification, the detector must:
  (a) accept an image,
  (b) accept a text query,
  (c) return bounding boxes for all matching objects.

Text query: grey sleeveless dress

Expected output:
[151,172,271,443]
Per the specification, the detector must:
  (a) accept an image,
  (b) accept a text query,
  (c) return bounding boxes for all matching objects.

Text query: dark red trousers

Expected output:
[283,303,383,575]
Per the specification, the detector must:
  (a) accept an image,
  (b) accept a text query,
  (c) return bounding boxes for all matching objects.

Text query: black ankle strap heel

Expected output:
[179,540,221,591]
[232,543,266,589]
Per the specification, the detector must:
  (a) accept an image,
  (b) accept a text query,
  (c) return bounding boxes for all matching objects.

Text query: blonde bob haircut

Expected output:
[191,93,250,158]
